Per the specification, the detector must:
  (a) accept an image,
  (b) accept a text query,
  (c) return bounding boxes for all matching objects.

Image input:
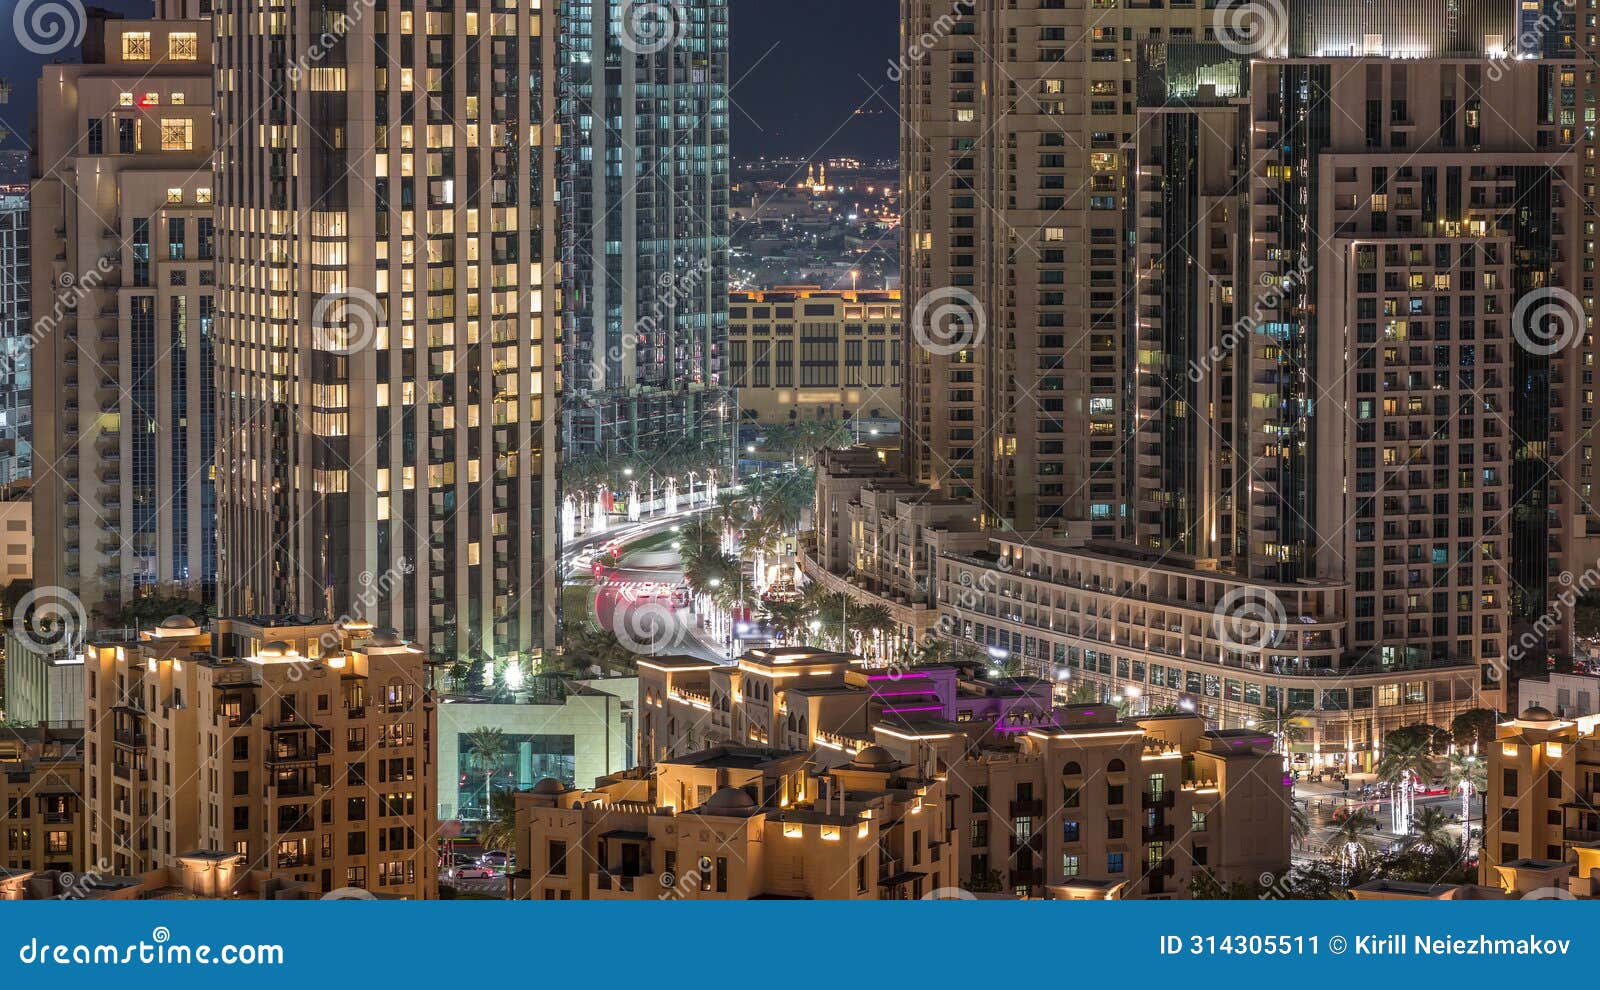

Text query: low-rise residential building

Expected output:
[868,707,1290,899]
[633,647,1289,899]
[728,288,901,429]
[509,743,952,900]
[1518,672,1600,720]
[0,848,314,900]
[636,646,1054,764]
[1,727,84,873]
[80,615,442,898]
[1481,706,1600,897]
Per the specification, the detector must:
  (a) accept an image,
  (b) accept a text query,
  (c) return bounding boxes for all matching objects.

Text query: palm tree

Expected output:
[465,727,511,822]
[1256,707,1308,755]
[1402,806,1457,854]
[759,598,809,641]
[477,789,518,853]
[1289,800,1311,851]
[847,601,896,661]
[1376,735,1437,787]
[1325,808,1382,883]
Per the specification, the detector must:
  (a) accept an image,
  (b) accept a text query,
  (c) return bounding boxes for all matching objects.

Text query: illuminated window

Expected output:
[122,32,151,60]
[169,32,198,60]
[170,92,185,105]
[166,188,183,204]
[119,92,134,106]
[160,118,193,151]
[195,187,212,205]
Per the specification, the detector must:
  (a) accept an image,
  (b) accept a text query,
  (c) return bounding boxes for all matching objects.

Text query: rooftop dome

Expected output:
[531,778,566,796]
[1520,705,1558,723]
[703,786,758,815]
[158,615,200,630]
[852,745,897,769]
[367,628,405,648]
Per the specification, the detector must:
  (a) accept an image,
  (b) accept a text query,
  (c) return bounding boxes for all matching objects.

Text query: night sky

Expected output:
[0,0,900,160]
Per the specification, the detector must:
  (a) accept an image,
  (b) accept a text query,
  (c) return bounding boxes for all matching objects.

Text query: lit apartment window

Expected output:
[160,118,193,151]
[122,31,151,60]
[169,32,198,60]
[167,188,183,204]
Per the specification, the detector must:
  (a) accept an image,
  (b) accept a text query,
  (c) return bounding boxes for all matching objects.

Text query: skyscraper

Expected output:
[560,0,734,464]
[31,7,217,608]
[213,1,561,661]
[1129,4,1597,686]
[900,1,1235,538]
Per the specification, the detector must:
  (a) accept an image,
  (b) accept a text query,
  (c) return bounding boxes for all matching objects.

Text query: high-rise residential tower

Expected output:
[560,0,734,463]
[31,8,217,608]
[213,0,561,661]
[900,0,1225,537]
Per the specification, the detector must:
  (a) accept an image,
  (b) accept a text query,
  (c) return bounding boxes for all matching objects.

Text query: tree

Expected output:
[1376,734,1438,787]
[1385,723,1451,758]
[759,598,809,641]
[1401,806,1457,854]
[465,728,511,821]
[1325,808,1382,882]
[1289,799,1311,851]
[476,789,518,853]
[1450,708,1499,752]
[1256,707,1308,754]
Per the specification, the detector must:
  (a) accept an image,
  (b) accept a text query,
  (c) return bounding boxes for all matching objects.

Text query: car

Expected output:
[478,850,513,868]
[449,864,497,880]
[439,852,475,869]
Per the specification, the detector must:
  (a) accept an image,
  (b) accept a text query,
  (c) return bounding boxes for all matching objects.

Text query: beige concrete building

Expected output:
[729,287,901,428]
[509,743,953,900]
[872,708,1290,899]
[1481,706,1600,895]
[902,1,1227,535]
[1,849,315,901]
[1,727,84,874]
[630,642,1288,898]
[31,7,217,606]
[212,1,561,662]
[80,616,441,898]
[0,482,32,587]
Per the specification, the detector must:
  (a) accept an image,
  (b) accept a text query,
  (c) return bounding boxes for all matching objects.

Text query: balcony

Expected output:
[1009,798,1045,818]
[1141,790,1176,810]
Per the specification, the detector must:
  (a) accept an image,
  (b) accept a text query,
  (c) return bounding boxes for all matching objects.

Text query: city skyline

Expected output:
[1,0,1599,913]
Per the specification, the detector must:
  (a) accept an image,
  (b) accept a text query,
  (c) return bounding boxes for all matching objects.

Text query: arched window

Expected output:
[1107,758,1125,773]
